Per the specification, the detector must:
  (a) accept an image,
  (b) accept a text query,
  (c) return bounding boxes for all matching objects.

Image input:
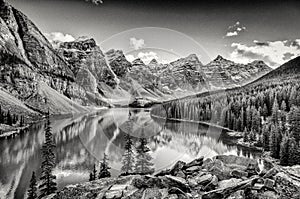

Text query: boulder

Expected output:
[218,178,242,189]
[176,170,186,179]
[215,155,259,170]
[185,166,202,174]
[154,169,171,177]
[163,175,190,193]
[230,170,248,178]
[204,175,218,191]
[184,156,204,169]
[202,176,259,199]
[264,178,275,189]
[195,173,213,185]
[227,190,245,199]
[252,183,264,190]
[263,167,279,179]
[170,161,186,176]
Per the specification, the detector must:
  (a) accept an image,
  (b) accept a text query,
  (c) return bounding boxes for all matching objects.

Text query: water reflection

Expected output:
[0,108,261,199]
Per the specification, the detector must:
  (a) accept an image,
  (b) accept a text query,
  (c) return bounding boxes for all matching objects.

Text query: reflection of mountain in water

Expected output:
[0,108,261,199]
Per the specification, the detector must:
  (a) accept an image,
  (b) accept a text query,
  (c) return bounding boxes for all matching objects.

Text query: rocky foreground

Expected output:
[49,155,300,199]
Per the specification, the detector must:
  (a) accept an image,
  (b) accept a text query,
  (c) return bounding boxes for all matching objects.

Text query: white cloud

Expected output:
[226,31,238,37]
[229,39,300,68]
[129,37,145,50]
[224,21,246,37]
[85,0,103,5]
[126,51,158,64]
[45,32,75,47]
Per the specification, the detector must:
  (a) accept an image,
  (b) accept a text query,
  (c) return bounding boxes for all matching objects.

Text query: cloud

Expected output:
[85,0,103,5]
[229,39,300,68]
[225,21,246,37]
[126,51,158,64]
[45,32,75,47]
[129,37,145,50]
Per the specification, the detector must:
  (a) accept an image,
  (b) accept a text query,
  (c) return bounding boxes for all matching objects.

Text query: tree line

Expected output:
[151,78,300,166]
[0,105,25,126]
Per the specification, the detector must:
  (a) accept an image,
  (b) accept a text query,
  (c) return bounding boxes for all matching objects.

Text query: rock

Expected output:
[230,170,248,178]
[208,163,232,181]
[264,178,275,189]
[218,178,243,189]
[252,183,264,190]
[154,169,171,177]
[168,187,186,195]
[176,170,186,179]
[185,166,202,173]
[227,190,245,199]
[187,178,198,188]
[263,167,279,179]
[259,190,278,199]
[203,158,213,166]
[142,188,166,199]
[170,161,186,176]
[163,175,190,193]
[204,175,218,191]
[184,156,204,169]
[195,173,213,185]
[202,176,259,199]
[246,162,259,177]
[105,184,125,199]
[215,155,259,170]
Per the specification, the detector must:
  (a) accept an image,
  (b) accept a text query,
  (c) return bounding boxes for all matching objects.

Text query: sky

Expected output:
[8,0,300,67]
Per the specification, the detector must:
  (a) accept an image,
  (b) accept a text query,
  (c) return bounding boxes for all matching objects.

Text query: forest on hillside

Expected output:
[151,76,300,166]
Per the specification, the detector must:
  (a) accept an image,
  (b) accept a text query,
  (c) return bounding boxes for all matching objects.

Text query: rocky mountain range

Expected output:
[0,0,273,121]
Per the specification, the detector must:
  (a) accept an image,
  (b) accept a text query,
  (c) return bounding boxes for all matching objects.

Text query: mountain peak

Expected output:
[214,55,228,62]
[60,37,97,50]
[149,59,158,65]
[132,58,145,65]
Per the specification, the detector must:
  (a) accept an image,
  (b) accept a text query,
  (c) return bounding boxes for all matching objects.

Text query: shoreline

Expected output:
[0,106,109,138]
[151,114,264,152]
[150,113,234,132]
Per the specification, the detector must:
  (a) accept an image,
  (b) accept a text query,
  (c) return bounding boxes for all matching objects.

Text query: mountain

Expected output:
[0,0,91,117]
[254,56,300,82]
[0,0,276,120]
[203,55,272,88]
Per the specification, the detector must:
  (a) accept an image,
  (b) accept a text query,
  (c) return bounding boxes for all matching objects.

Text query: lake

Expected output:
[0,108,262,199]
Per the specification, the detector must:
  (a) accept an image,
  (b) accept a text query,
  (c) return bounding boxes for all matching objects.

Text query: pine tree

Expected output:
[89,164,97,181]
[279,135,289,166]
[27,172,38,199]
[39,118,57,198]
[262,125,270,151]
[288,106,300,142]
[262,103,268,119]
[243,128,249,143]
[98,153,111,179]
[121,134,135,175]
[269,124,279,158]
[6,110,12,125]
[249,129,256,143]
[271,96,279,124]
[135,138,154,175]
[288,136,299,166]
[280,100,287,111]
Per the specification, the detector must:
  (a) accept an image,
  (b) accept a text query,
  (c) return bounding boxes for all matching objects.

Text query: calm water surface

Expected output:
[0,108,261,199]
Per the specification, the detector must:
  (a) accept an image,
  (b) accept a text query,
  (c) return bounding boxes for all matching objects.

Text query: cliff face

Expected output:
[58,37,117,90]
[0,0,87,115]
[203,56,272,88]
